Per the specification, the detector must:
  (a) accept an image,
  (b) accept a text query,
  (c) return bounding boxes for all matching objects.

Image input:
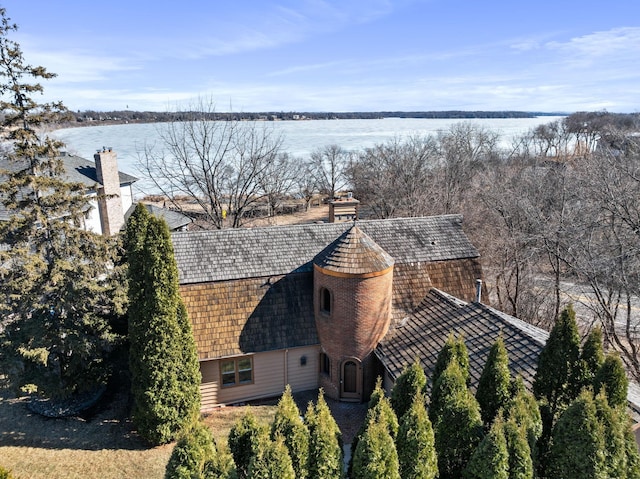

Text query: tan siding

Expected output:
[200,347,321,410]
[216,351,285,406]
[200,360,220,409]
[286,345,320,391]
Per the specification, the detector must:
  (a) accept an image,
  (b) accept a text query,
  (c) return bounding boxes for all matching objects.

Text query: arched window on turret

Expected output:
[320,287,332,314]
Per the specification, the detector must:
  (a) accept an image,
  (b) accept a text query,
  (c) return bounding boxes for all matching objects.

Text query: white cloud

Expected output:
[545,27,640,60]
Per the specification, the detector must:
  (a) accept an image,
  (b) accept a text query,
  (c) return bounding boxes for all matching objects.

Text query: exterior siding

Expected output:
[200,346,320,410]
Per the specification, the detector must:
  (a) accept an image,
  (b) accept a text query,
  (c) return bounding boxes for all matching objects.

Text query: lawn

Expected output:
[0,387,277,479]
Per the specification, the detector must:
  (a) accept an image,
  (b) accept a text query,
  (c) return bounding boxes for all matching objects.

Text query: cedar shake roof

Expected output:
[172,215,478,285]
[375,288,548,393]
[313,225,394,275]
[181,272,317,359]
[125,203,192,231]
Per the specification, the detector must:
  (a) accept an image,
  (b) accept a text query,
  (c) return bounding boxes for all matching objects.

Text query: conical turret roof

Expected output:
[314,224,394,275]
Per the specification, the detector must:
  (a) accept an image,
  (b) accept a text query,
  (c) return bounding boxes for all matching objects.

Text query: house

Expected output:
[1,148,192,235]
[0,148,137,236]
[172,215,486,408]
[172,213,640,434]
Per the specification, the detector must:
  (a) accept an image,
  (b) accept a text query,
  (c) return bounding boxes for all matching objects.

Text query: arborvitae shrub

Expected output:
[575,327,605,391]
[0,466,14,479]
[165,421,219,479]
[126,210,201,445]
[594,390,628,478]
[594,353,629,408]
[247,436,295,479]
[228,410,268,479]
[476,336,511,426]
[503,418,534,479]
[305,390,343,479]
[431,360,484,479]
[547,391,606,479]
[352,417,400,479]
[390,358,427,419]
[463,415,509,479]
[270,385,309,479]
[506,377,542,465]
[396,392,438,479]
[432,333,470,386]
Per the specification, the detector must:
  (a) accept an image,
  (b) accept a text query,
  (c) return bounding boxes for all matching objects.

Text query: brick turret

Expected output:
[313,224,394,401]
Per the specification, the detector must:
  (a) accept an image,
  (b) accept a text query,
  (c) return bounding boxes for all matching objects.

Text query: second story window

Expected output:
[320,287,332,314]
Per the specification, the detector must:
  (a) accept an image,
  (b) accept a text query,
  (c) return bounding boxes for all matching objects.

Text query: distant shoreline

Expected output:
[62,110,566,128]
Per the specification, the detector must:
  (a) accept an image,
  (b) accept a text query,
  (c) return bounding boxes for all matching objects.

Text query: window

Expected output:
[220,356,253,387]
[320,287,332,314]
[320,352,331,376]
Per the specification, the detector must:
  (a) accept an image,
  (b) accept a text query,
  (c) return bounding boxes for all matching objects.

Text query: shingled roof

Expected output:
[375,288,548,392]
[0,152,138,221]
[172,215,478,285]
[313,225,394,275]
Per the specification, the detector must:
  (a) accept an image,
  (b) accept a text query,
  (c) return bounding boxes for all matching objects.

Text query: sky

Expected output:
[4,0,640,113]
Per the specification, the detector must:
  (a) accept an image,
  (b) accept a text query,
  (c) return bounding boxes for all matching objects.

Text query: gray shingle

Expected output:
[172,215,478,285]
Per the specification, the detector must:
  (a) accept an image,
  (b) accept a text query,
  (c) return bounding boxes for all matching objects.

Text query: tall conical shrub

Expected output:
[476,336,511,426]
[165,421,219,479]
[270,385,309,479]
[391,358,427,419]
[431,360,484,479]
[305,390,343,479]
[397,392,438,479]
[352,417,400,479]
[126,209,201,445]
[463,415,509,479]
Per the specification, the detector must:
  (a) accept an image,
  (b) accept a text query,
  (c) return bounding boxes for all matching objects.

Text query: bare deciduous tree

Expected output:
[308,144,349,199]
[138,100,283,229]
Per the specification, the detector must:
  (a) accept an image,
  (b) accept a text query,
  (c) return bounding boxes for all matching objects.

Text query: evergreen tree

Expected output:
[126,214,201,444]
[432,333,470,386]
[348,378,398,478]
[503,418,534,479]
[505,378,542,469]
[390,358,427,419]
[247,436,295,479]
[575,327,605,391]
[476,336,511,426]
[624,418,640,479]
[396,392,438,479]
[532,304,581,468]
[431,360,484,479]
[546,391,606,479]
[270,385,309,479]
[165,421,220,479]
[305,390,343,479]
[594,353,629,408]
[533,304,581,415]
[352,417,400,479]
[463,415,509,479]
[594,390,628,479]
[228,410,269,479]
[0,7,124,399]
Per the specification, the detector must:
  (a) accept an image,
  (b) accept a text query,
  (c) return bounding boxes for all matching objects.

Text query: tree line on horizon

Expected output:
[68,109,571,125]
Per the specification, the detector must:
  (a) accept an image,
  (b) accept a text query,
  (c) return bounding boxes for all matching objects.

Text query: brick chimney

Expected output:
[94,147,124,236]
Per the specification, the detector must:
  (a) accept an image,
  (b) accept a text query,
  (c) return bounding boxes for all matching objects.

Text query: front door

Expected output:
[341,359,362,401]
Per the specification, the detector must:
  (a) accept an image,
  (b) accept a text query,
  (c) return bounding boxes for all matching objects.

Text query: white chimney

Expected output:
[94,147,124,236]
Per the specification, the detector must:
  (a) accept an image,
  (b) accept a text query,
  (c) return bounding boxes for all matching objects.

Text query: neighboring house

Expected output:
[1,148,191,235]
[0,148,137,236]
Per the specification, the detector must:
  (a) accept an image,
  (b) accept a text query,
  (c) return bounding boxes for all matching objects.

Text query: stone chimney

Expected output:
[94,147,124,236]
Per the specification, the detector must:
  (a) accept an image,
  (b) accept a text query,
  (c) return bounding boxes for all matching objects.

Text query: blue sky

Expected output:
[4,0,640,112]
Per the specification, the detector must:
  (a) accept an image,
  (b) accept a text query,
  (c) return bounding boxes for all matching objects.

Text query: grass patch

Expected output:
[0,388,277,479]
